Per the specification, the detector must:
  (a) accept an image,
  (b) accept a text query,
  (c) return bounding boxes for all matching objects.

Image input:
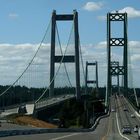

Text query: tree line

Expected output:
[0,85,106,108]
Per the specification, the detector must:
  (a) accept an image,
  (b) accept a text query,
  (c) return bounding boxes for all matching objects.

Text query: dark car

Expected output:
[123,108,128,111]
[18,104,27,114]
[122,125,131,134]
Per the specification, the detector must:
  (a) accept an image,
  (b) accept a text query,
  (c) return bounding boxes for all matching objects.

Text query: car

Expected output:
[122,125,131,134]
[111,109,116,112]
[50,118,60,126]
[123,108,128,111]
[138,128,140,139]
[62,95,66,98]
[131,114,135,118]
[134,125,138,132]
[18,104,27,114]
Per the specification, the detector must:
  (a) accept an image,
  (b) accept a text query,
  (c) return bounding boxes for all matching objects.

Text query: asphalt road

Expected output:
[0,96,122,140]
[0,95,139,140]
[104,95,124,140]
[116,95,140,140]
[0,117,110,140]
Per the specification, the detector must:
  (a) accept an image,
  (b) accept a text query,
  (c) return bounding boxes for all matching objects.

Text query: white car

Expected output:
[111,109,116,112]
[138,128,140,139]
[134,125,138,132]
[131,114,135,118]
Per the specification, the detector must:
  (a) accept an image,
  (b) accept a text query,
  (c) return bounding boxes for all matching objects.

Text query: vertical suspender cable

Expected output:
[0,20,51,97]
[35,23,75,104]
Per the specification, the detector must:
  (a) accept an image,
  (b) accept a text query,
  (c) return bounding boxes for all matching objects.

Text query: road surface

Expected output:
[0,96,123,140]
[0,95,139,140]
[116,95,140,140]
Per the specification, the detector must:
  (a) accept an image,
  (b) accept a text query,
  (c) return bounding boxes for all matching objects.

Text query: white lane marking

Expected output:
[49,133,80,140]
[116,112,130,140]
[135,111,140,117]
[123,97,140,123]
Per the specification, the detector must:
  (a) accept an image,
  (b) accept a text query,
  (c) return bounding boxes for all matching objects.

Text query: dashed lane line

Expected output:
[116,112,130,140]
[101,113,112,140]
[49,133,81,140]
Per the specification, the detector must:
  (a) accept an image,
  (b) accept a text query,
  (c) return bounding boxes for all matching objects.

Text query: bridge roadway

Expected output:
[0,114,119,140]
[0,94,74,117]
[116,95,140,140]
[0,95,139,140]
[35,94,74,110]
[0,95,123,140]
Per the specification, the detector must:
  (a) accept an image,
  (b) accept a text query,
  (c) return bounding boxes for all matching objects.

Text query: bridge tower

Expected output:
[110,61,120,95]
[107,12,128,105]
[50,10,81,100]
[85,61,98,95]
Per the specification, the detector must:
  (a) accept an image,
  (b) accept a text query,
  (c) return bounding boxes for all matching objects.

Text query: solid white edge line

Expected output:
[116,112,130,140]
[49,133,80,140]
[135,111,140,117]
[124,97,140,118]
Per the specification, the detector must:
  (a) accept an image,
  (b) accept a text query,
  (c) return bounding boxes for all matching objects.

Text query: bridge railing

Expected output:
[34,94,74,110]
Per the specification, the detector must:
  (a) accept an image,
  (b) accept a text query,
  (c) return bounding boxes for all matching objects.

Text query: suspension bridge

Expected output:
[0,10,140,140]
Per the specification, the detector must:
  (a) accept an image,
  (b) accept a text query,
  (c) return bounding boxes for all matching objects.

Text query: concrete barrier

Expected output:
[0,110,110,137]
[89,110,110,131]
[0,95,111,137]
[125,97,140,117]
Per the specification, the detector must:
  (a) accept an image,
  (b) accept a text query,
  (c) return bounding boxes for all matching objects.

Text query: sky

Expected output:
[0,0,140,88]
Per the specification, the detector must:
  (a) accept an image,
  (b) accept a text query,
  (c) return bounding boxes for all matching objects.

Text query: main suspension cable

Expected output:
[56,24,73,87]
[35,22,74,104]
[79,35,86,86]
[0,20,51,97]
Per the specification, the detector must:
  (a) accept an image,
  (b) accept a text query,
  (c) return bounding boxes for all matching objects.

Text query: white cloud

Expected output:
[131,54,140,62]
[118,7,140,18]
[128,41,140,63]
[129,41,140,48]
[9,13,19,19]
[97,15,106,20]
[0,43,51,86]
[98,7,140,21]
[0,40,140,87]
[0,42,107,87]
[128,41,140,57]
[83,1,103,11]
[82,40,140,87]
[96,41,107,48]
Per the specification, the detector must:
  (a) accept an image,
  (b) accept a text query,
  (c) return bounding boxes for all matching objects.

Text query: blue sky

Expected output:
[0,0,139,44]
[0,0,140,88]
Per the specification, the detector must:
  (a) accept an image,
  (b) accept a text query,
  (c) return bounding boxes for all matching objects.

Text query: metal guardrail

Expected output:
[35,94,74,109]
[126,97,139,113]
